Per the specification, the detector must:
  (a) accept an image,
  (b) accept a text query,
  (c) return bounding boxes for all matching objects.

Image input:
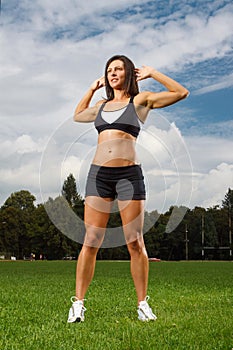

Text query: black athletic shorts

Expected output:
[85,164,146,200]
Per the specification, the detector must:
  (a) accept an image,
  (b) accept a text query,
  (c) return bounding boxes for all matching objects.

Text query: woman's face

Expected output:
[107,59,126,89]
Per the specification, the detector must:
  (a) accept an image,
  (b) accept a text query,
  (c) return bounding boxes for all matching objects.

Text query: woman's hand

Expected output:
[135,65,155,81]
[90,76,105,92]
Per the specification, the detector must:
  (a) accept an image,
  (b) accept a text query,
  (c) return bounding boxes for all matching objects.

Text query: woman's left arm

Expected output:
[135,65,189,109]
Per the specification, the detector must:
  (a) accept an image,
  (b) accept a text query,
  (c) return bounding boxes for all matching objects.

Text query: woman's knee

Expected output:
[127,236,145,256]
[83,227,105,248]
[81,244,99,257]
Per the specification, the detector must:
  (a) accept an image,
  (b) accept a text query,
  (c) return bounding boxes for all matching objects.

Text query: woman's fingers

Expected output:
[91,76,105,91]
[135,66,152,81]
[98,76,105,87]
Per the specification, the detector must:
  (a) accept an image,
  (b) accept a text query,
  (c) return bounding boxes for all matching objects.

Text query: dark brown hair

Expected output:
[104,55,139,100]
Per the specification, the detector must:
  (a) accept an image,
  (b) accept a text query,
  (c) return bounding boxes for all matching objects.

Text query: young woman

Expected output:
[68,55,189,323]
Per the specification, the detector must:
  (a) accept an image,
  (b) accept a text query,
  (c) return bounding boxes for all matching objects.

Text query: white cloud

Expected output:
[186,136,233,172]
[191,163,233,208]
[0,135,45,156]
[120,3,232,72]
[0,0,232,212]
[137,122,233,211]
[193,73,233,95]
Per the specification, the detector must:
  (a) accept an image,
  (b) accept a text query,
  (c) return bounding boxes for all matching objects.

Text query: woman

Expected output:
[68,55,189,323]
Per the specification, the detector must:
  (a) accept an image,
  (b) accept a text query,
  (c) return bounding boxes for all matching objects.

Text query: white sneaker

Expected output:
[67,297,86,323]
[137,296,157,322]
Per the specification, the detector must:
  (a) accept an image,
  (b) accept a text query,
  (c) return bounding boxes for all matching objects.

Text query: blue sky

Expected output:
[0,0,232,212]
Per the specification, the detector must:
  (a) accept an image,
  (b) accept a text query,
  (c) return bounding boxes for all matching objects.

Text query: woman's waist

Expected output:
[88,163,143,179]
[91,157,138,167]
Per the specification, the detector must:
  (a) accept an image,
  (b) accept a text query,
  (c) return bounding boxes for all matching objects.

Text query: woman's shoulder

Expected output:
[133,91,151,106]
[95,99,107,106]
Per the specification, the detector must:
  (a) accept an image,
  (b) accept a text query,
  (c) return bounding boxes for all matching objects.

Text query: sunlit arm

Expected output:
[73,89,98,122]
[135,66,189,109]
[73,77,105,122]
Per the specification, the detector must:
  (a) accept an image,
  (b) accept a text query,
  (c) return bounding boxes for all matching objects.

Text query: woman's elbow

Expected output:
[73,111,83,122]
[73,113,78,122]
[181,88,190,100]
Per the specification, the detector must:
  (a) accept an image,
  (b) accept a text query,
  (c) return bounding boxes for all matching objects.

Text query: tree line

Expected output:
[0,174,232,261]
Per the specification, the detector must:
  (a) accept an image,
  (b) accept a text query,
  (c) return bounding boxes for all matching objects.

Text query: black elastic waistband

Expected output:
[90,163,141,171]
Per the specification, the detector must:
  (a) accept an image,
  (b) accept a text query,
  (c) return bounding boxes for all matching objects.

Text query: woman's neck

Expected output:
[112,90,130,102]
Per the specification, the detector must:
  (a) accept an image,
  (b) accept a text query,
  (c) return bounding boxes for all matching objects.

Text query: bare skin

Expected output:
[73,59,189,304]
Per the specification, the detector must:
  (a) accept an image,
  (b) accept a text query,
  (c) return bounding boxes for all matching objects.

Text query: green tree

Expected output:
[222,188,233,259]
[222,188,233,211]
[1,190,36,258]
[62,173,79,206]
[2,190,36,211]
[62,173,84,219]
[0,207,20,257]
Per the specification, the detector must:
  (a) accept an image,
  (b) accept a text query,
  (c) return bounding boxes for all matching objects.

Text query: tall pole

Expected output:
[201,214,205,260]
[229,203,232,260]
[185,224,189,261]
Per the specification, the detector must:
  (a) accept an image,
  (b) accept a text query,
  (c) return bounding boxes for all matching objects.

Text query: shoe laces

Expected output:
[138,295,156,321]
[138,296,152,312]
[70,296,86,304]
[139,295,150,306]
[70,296,87,315]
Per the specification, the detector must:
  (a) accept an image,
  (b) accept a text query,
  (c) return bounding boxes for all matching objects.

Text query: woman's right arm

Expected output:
[73,76,105,122]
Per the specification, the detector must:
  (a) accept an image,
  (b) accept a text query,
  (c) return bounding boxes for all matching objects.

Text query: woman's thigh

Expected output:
[83,196,113,247]
[84,196,113,226]
[118,200,145,244]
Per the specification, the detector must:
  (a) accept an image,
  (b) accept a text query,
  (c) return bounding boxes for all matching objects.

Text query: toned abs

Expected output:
[92,129,138,167]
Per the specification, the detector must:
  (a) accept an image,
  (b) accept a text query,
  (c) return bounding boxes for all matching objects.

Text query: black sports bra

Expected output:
[94,96,142,138]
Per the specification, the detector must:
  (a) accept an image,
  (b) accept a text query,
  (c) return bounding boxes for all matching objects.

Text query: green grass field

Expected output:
[0,260,232,350]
